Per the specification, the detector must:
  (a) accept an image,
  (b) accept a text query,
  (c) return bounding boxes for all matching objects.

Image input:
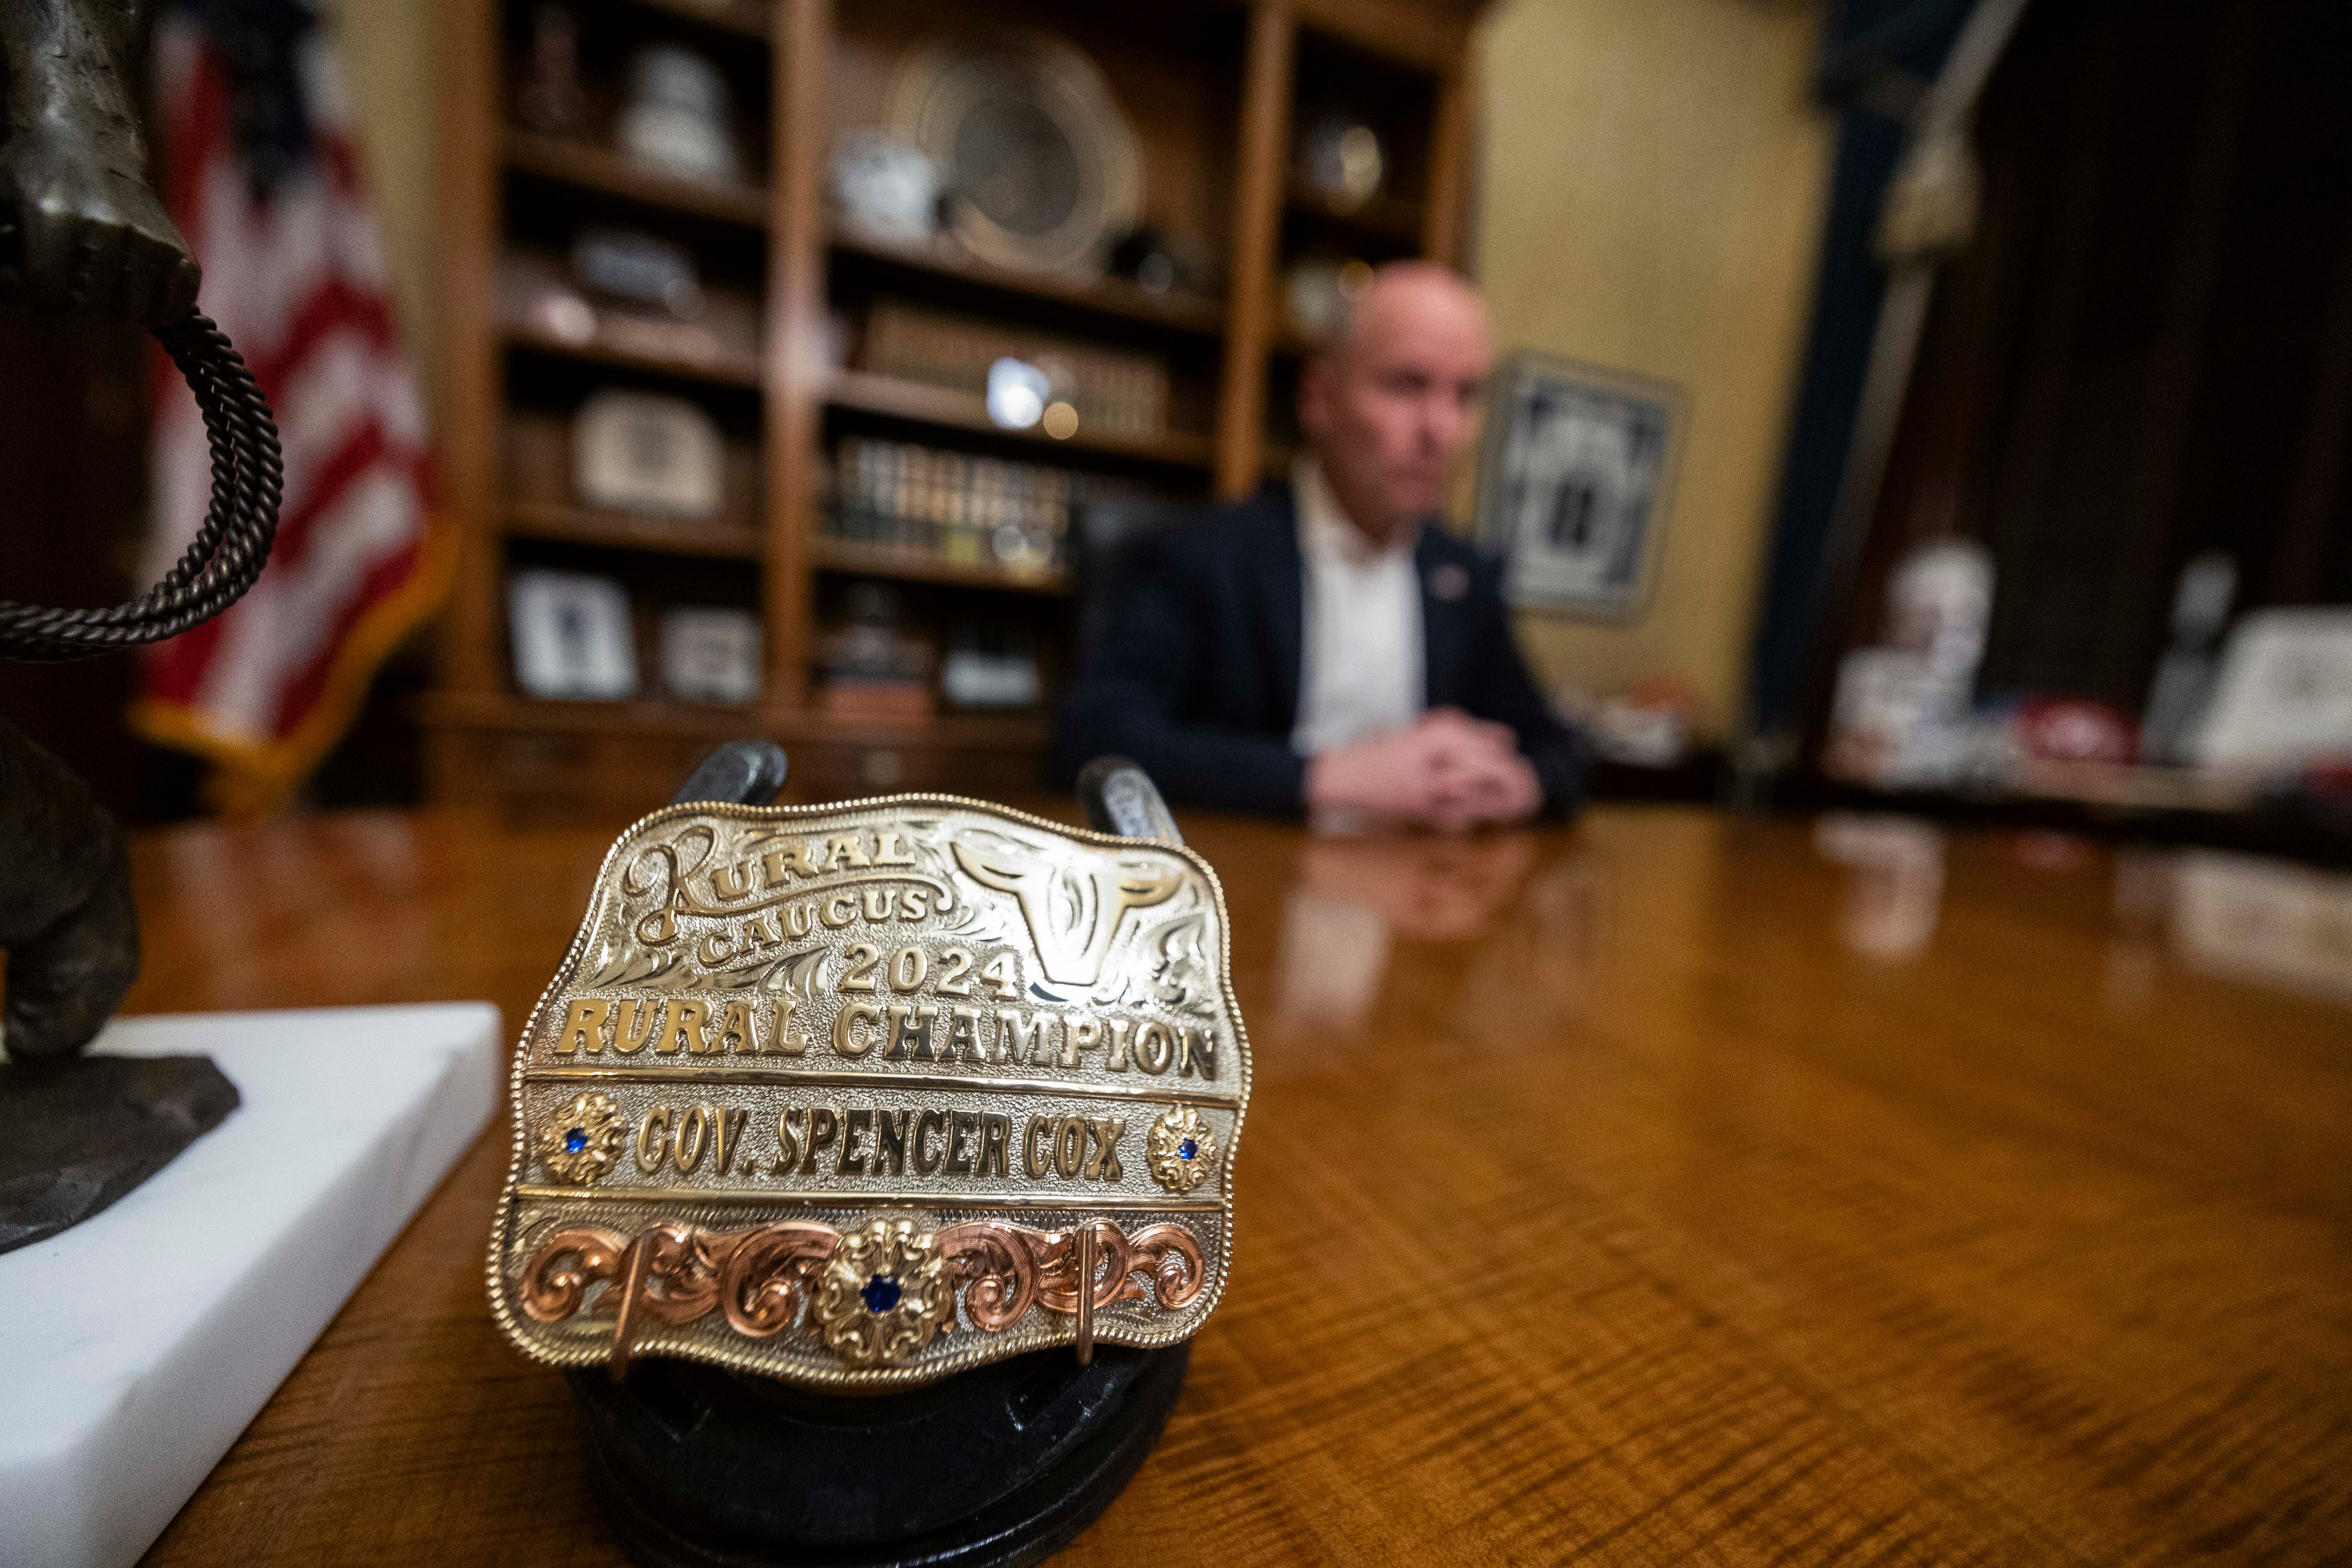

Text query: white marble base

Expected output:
[0,1003,503,1568]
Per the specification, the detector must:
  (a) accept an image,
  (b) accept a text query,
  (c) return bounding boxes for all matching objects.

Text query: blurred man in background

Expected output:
[1056,262,1580,828]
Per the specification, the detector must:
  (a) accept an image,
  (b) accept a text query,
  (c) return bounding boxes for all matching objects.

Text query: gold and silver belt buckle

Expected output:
[486,793,1249,1391]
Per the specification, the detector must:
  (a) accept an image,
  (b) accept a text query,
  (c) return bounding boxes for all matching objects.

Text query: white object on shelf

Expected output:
[941,647,1040,709]
[2192,606,2352,771]
[618,43,738,181]
[660,605,762,706]
[985,356,1049,430]
[831,130,938,245]
[510,568,639,701]
[573,388,725,518]
[0,1002,504,1568]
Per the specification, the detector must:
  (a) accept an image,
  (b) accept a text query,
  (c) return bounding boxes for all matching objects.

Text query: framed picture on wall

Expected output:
[1473,350,1687,621]
[509,569,639,701]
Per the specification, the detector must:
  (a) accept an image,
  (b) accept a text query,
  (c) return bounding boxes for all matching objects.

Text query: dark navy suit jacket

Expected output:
[1052,484,1583,816]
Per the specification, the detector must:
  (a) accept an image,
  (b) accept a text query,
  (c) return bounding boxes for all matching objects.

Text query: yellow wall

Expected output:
[1475,0,1833,740]
[320,0,441,406]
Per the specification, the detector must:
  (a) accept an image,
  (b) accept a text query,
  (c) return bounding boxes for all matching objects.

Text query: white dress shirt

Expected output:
[1290,456,1424,756]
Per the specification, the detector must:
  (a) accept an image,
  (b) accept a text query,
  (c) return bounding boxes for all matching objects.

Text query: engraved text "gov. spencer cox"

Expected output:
[616,1102,1135,1185]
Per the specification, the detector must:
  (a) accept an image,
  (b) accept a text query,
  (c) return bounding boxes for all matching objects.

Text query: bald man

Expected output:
[1054,263,1581,827]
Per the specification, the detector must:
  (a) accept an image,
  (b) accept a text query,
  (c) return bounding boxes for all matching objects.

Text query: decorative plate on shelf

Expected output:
[885,32,1140,278]
[574,390,726,519]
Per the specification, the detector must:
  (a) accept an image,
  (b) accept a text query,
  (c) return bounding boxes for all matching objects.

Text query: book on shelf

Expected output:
[816,581,934,722]
[826,435,1147,579]
[940,622,1042,712]
[860,300,1170,440]
[503,407,763,540]
[817,680,936,724]
[499,249,762,381]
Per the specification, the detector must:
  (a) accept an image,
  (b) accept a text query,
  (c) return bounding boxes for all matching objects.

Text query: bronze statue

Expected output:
[0,0,198,1061]
[0,0,278,1254]
[0,0,202,326]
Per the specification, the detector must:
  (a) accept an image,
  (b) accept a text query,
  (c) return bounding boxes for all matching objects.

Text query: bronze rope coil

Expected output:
[0,310,281,662]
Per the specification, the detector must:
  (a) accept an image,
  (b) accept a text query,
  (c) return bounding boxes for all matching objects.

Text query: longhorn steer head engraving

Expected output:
[951,839,1183,987]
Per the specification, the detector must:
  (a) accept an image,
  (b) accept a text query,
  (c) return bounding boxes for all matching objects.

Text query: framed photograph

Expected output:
[1473,350,1687,620]
[573,388,724,519]
[509,570,638,701]
[660,606,763,707]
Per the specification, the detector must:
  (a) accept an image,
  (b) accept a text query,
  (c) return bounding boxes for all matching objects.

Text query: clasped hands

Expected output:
[1303,707,1542,831]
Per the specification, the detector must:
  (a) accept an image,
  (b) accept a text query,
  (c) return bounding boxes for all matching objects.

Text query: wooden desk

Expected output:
[127,806,2352,1565]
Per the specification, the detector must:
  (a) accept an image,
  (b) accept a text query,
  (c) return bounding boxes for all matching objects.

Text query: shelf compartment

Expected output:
[829,231,1225,337]
[503,323,763,390]
[504,501,764,561]
[827,370,1214,468]
[1267,314,1315,358]
[810,535,1070,597]
[625,0,771,41]
[1284,179,1425,247]
[503,129,770,230]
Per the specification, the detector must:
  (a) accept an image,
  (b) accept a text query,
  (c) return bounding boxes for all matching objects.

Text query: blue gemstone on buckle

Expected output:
[564,1127,588,1154]
[1177,1138,1198,1160]
[862,1274,902,1313]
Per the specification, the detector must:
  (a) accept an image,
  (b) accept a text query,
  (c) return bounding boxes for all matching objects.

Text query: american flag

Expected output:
[133,2,442,812]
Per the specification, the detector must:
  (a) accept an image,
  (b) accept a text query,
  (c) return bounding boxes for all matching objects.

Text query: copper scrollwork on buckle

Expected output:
[519,1216,1208,1377]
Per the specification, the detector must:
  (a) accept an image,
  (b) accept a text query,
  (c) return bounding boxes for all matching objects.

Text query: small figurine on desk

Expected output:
[0,0,281,1252]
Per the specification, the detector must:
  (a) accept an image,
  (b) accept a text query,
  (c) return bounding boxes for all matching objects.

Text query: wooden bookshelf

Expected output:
[1285,179,1425,246]
[828,231,1228,337]
[430,0,1486,815]
[502,129,770,228]
[809,535,1069,597]
[827,369,1217,469]
[504,500,764,560]
[502,323,763,388]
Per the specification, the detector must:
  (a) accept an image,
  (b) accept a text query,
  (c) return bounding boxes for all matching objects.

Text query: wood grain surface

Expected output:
[124,805,2352,1565]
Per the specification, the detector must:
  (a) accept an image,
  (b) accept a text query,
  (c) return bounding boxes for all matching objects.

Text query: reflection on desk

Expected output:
[1816,811,1947,961]
[1276,830,1544,1027]
[2170,850,2352,1002]
[1811,809,2352,1006]
[119,804,2352,1567]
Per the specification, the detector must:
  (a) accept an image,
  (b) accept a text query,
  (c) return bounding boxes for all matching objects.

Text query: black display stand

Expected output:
[572,1344,1188,1568]
[566,744,1192,1568]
